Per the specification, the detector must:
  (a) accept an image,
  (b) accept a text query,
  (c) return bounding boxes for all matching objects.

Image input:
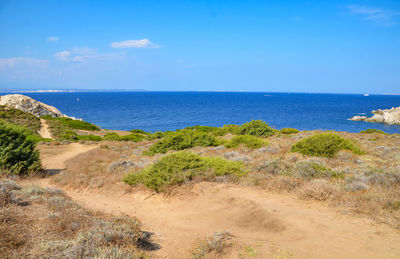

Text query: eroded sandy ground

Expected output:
[22,142,400,259]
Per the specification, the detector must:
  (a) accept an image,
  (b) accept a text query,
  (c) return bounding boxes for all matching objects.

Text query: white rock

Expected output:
[349,106,400,125]
[0,94,69,118]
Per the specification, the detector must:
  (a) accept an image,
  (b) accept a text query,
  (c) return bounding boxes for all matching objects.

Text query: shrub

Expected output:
[123,151,246,192]
[103,133,145,142]
[146,131,164,140]
[213,124,240,136]
[360,129,387,135]
[280,128,299,134]
[0,123,41,175]
[130,129,150,135]
[77,134,102,141]
[185,125,219,133]
[42,115,99,131]
[238,120,274,137]
[225,135,268,149]
[293,161,343,179]
[0,105,41,135]
[291,133,364,157]
[146,130,221,155]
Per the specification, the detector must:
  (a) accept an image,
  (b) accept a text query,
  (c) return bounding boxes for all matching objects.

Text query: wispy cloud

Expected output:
[110,39,159,49]
[54,47,125,62]
[0,57,51,81]
[347,5,399,25]
[0,57,48,69]
[47,36,60,42]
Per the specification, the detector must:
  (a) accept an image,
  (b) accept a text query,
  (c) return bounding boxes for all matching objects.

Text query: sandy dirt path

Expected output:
[38,118,53,139]
[27,143,400,259]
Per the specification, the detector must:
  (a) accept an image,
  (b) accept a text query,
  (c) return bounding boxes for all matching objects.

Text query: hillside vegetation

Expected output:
[0,123,41,175]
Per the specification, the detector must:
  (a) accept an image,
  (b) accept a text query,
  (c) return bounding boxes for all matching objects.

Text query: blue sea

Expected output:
[16,92,400,134]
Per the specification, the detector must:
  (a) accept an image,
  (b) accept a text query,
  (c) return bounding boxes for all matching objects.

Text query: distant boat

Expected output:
[363,94,369,97]
[77,98,80,102]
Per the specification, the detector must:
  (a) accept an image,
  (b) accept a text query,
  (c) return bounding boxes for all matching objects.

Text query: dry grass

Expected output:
[0,179,156,258]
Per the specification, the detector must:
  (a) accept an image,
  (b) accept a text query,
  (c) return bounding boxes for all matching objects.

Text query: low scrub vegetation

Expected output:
[42,115,99,140]
[0,106,41,135]
[291,133,364,157]
[0,181,156,258]
[360,128,388,135]
[213,124,240,136]
[123,151,246,192]
[0,123,41,175]
[42,115,100,131]
[103,132,146,142]
[145,130,221,155]
[280,128,299,134]
[225,135,268,149]
[238,120,274,137]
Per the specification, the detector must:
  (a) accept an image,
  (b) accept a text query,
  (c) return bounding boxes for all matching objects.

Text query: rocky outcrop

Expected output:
[350,106,400,125]
[0,94,68,118]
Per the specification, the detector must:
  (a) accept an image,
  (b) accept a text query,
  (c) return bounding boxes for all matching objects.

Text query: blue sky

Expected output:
[0,0,399,93]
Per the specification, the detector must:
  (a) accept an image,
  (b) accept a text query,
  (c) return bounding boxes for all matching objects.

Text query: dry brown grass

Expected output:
[0,179,156,258]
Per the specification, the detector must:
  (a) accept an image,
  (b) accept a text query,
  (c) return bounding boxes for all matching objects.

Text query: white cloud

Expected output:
[110,39,159,49]
[47,36,60,42]
[54,47,125,62]
[347,5,399,25]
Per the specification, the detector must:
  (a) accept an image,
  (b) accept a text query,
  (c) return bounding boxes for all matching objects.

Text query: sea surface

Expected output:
[15,92,400,133]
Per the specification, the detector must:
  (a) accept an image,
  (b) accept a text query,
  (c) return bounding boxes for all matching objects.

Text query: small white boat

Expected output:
[363,94,369,97]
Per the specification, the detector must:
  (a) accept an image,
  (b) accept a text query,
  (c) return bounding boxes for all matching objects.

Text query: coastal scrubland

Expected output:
[2,106,400,258]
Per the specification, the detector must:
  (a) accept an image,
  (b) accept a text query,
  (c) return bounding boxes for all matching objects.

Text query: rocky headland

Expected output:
[0,94,68,118]
[350,106,400,125]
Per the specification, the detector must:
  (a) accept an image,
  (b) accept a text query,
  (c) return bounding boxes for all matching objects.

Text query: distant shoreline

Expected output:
[0,89,399,95]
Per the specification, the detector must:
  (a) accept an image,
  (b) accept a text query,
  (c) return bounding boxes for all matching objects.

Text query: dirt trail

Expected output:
[28,144,400,258]
[40,143,97,170]
[38,118,53,139]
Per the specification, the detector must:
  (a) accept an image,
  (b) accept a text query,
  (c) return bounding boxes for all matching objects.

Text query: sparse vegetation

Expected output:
[42,115,100,131]
[123,151,246,192]
[213,124,240,136]
[360,128,388,135]
[188,231,232,259]
[0,105,41,135]
[0,181,155,258]
[145,130,221,155]
[280,128,299,134]
[291,133,364,157]
[225,135,268,149]
[130,129,150,135]
[0,123,41,175]
[77,134,103,141]
[238,120,274,137]
[42,115,99,140]
[103,132,146,142]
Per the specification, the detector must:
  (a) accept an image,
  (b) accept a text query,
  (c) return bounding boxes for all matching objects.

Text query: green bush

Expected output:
[291,133,364,158]
[0,122,41,175]
[103,133,145,142]
[185,125,219,133]
[293,161,344,179]
[42,115,99,132]
[130,129,150,135]
[123,151,245,192]
[77,134,102,141]
[225,135,268,149]
[0,105,41,135]
[213,124,240,136]
[146,130,221,155]
[146,131,165,140]
[280,128,299,134]
[238,120,274,137]
[360,129,387,135]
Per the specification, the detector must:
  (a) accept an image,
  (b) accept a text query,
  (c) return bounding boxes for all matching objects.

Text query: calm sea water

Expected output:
[17,92,400,133]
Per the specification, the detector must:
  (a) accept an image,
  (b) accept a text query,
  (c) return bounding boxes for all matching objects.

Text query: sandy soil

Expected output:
[38,118,52,139]
[26,143,400,259]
